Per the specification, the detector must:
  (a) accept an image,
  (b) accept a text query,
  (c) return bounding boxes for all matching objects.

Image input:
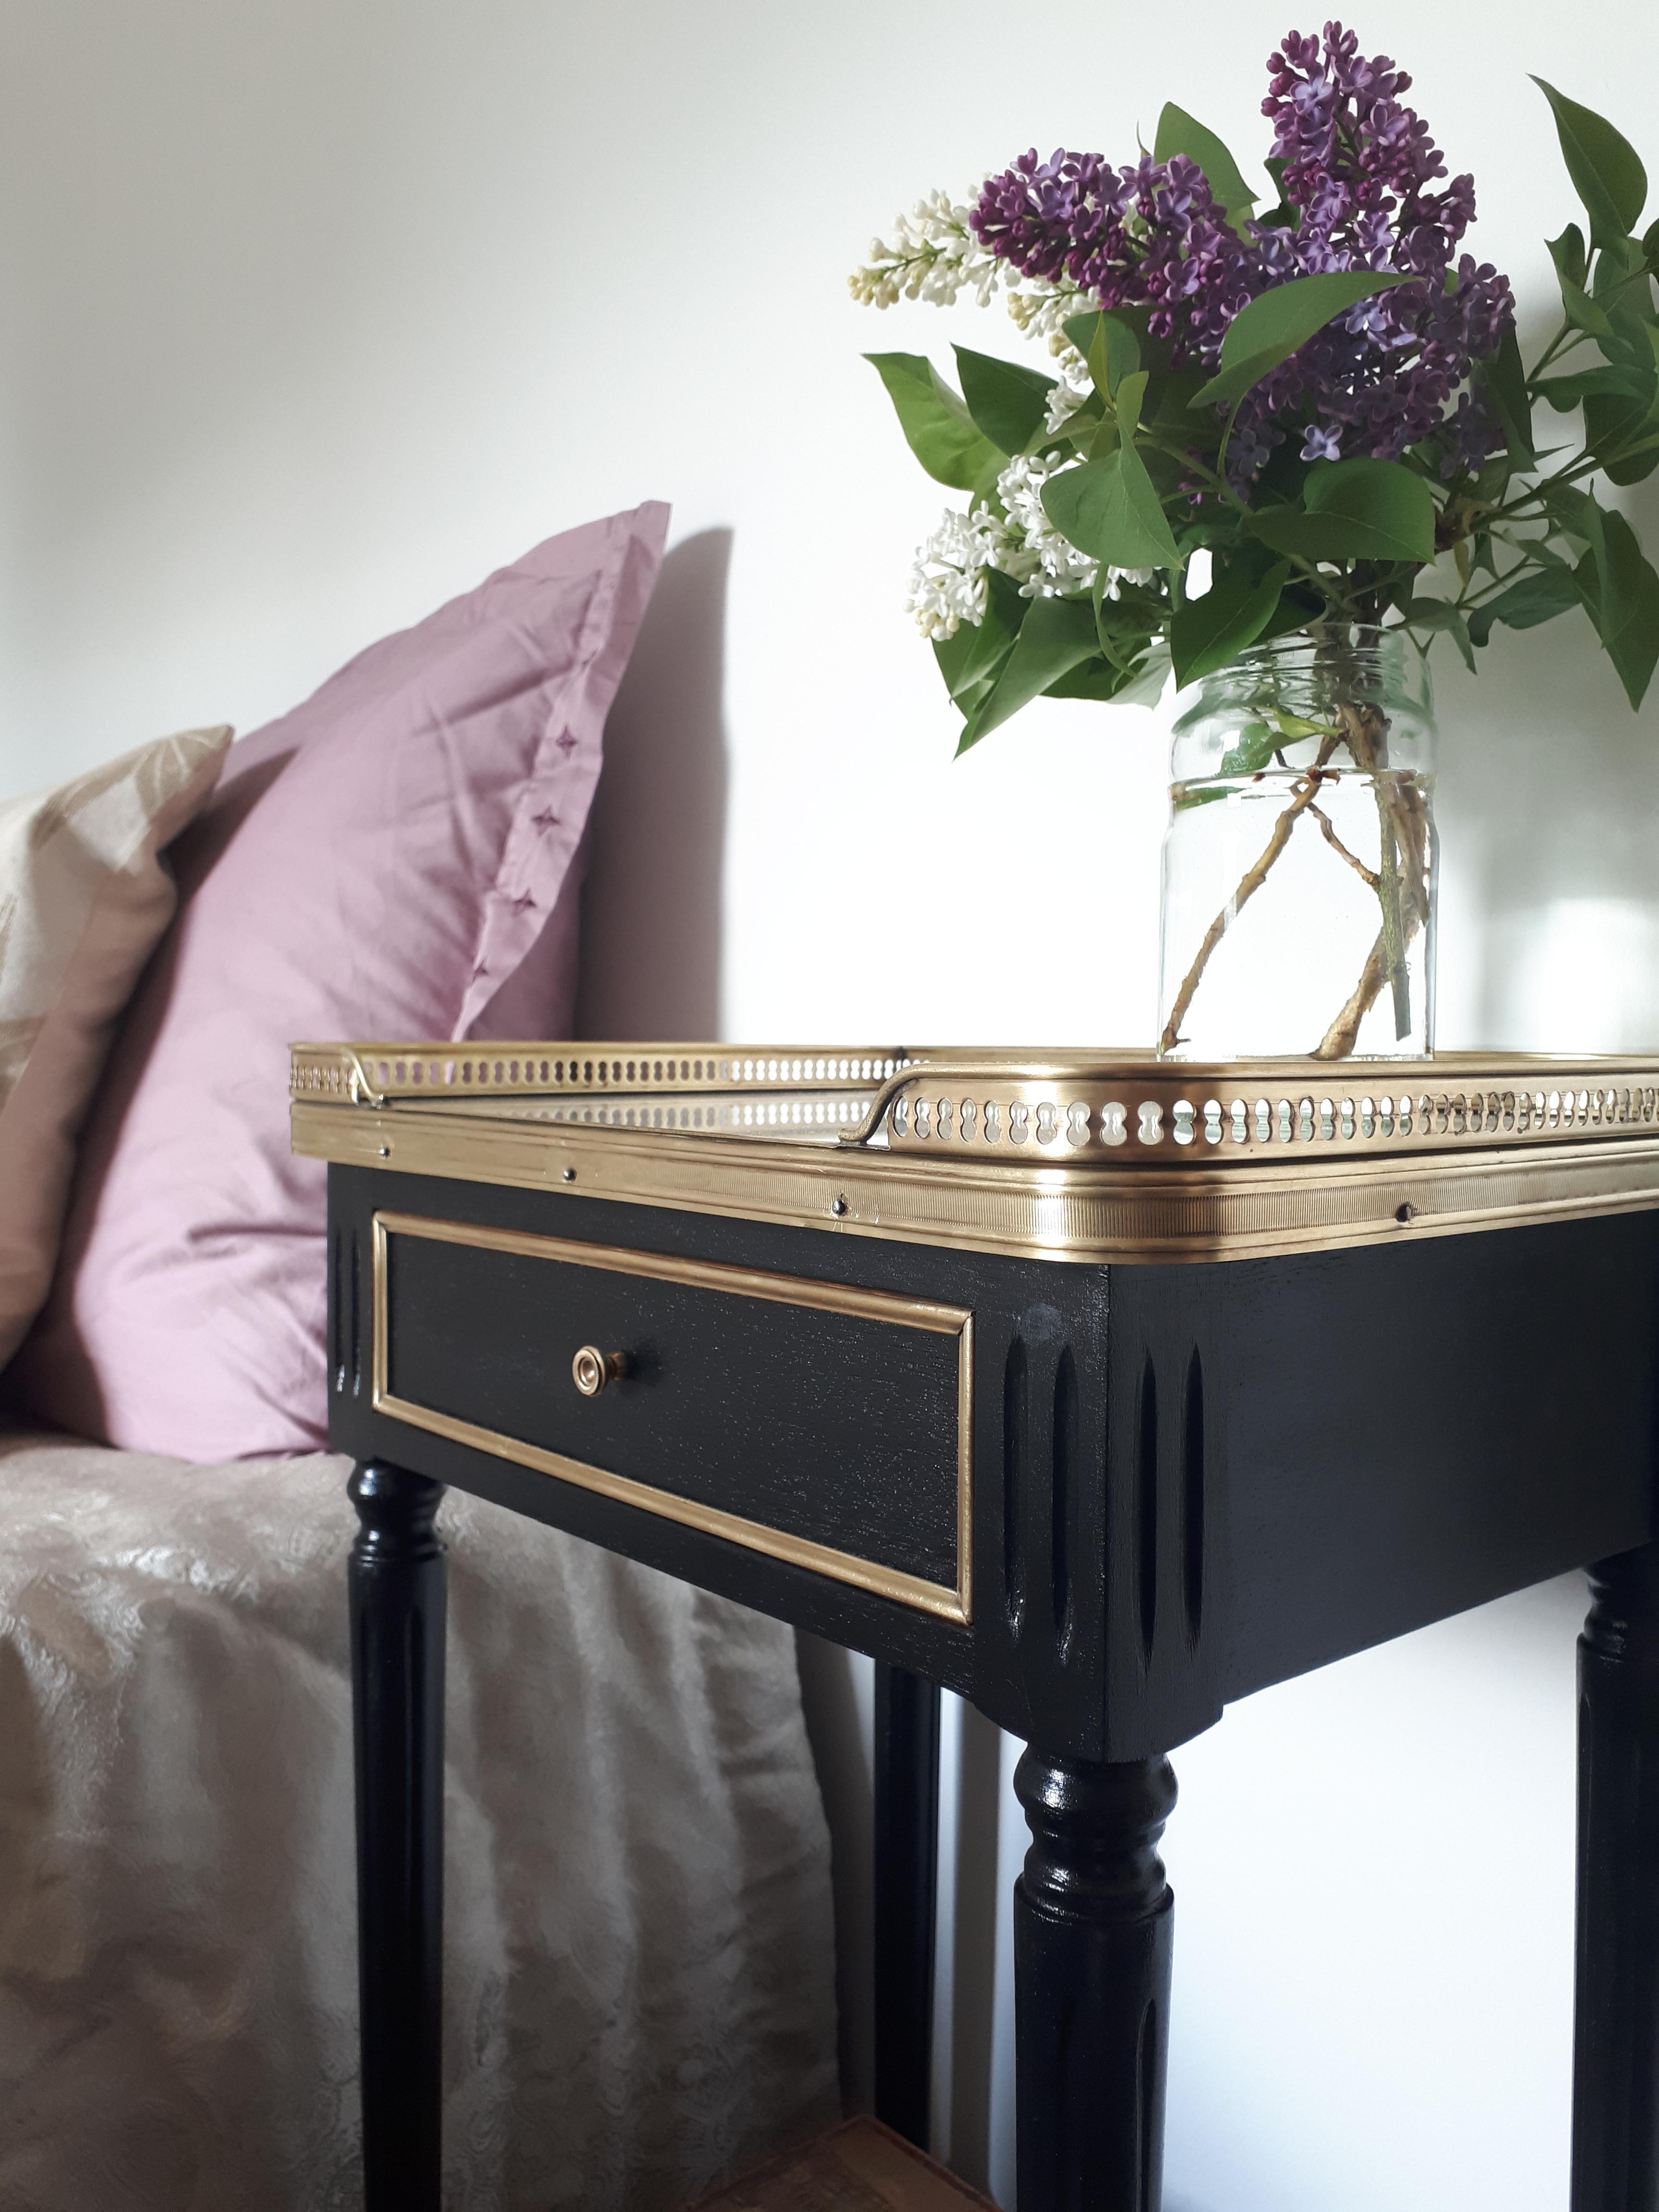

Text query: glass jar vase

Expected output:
[1158,632,1438,1061]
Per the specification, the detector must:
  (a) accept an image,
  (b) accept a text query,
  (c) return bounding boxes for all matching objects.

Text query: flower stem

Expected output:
[1158,735,1339,1054]
[1312,717,1434,1058]
[1527,319,1575,380]
[1309,803,1379,888]
[1335,700,1413,1037]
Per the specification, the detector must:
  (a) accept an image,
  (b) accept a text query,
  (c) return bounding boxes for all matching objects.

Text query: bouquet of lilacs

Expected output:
[851,24,1659,757]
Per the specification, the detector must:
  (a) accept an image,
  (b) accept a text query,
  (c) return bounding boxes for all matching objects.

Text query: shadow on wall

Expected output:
[574,528,731,1040]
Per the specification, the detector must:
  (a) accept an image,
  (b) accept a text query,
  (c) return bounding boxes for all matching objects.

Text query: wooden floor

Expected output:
[685,2116,996,2210]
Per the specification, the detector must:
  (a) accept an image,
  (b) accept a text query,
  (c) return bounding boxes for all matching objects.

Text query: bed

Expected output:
[0,1430,839,2209]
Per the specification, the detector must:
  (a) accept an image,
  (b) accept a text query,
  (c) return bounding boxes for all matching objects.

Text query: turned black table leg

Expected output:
[1014,1747,1177,2212]
[349,1460,447,2212]
[873,1662,941,2146]
[1573,1542,1659,2212]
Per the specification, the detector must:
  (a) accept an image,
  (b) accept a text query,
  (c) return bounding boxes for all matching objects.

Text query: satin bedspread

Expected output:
[0,1433,839,2209]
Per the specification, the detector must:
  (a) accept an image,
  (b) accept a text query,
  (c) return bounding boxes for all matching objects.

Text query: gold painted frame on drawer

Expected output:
[371,1212,975,1625]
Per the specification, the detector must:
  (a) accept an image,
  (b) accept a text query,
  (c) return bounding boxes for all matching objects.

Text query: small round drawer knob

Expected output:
[572,1345,631,1397]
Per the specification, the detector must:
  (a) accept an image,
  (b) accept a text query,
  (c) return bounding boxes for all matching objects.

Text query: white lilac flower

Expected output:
[849,190,1001,312]
[848,188,1088,354]
[1005,278,1091,353]
[1104,566,1155,598]
[906,456,1158,641]
[1043,350,1094,434]
[994,454,1099,597]
[906,506,999,639]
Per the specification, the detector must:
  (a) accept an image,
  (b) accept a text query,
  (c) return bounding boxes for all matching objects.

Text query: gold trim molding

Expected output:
[294,1040,910,1105]
[371,1211,974,1624]
[296,1101,1659,1268]
[292,1041,1659,1170]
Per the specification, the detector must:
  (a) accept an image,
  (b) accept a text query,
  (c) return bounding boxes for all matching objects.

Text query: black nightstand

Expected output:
[292,1042,1659,2212]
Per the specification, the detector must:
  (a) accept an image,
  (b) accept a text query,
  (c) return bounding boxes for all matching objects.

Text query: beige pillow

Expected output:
[0,726,231,1368]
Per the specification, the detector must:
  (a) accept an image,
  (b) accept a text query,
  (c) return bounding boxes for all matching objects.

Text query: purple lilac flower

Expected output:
[1247,22,1515,480]
[973,150,1258,370]
[970,21,1515,492]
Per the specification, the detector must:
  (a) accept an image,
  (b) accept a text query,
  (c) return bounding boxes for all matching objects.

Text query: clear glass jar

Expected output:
[1158,632,1438,1061]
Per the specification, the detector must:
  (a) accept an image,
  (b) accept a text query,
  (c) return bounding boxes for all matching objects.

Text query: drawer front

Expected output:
[372,1211,974,1621]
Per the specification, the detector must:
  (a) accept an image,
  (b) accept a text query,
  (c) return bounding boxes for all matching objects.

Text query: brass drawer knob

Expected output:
[572,1345,631,1397]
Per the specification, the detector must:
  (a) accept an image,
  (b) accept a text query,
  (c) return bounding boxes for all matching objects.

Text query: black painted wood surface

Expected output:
[384,1222,962,1587]
[330,1166,1659,1762]
[873,1664,941,2148]
[348,1462,446,2212]
[1013,1747,1176,2212]
[1574,1542,1659,2212]
[1212,1225,1659,1700]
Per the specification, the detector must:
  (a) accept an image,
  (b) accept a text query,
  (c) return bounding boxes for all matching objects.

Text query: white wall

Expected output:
[4,2,1658,2204]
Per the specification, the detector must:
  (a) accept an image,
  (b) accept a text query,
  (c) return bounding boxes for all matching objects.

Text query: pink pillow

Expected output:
[14,504,669,1458]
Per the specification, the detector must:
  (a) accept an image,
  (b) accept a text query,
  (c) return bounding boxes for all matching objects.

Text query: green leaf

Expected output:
[1593,230,1651,303]
[1644,216,1659,275]
[1042,654,1125,700]
[953,346,1057,458]
[1063,310,1141,397]
[1535,364,1650,409]
[864,353,1004,493]
[956,595,1102,752]
[1548,224,1589,291]
[1045,650,1159,701]
[1084,320,1112,417]
[1191,271,1415,410]
[932,569,1023,709]
[1534,79,1647,250]
[1252,584,1325,646]
[1143,366,1214,445]
[1102,640,1172,709]
[1574,499,1659,708]
[1219,721,1280,775]
[1041,447,1182,571]
[1153,103,1259,230]
[933,622,985,709]
[1541,481,1598,551]
[1170,557,1292,687]
[1249,457,1437,565]
[1114,369,1150,439]
[1395,597,1476,673]
[1603,428,1659,476]
[1478,330,1535,467]
[1041,640,1172,711]
[1090,608,1141,672]
[1092,564,1171,664]
[1304,456,1436,550]
[1591,233,1658,363]
[1464,566,1581,649]
[1558,273,1614,337]
[1589,392,1659,485]
[1082,417,1120,464]
[1571,271,1659,481]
